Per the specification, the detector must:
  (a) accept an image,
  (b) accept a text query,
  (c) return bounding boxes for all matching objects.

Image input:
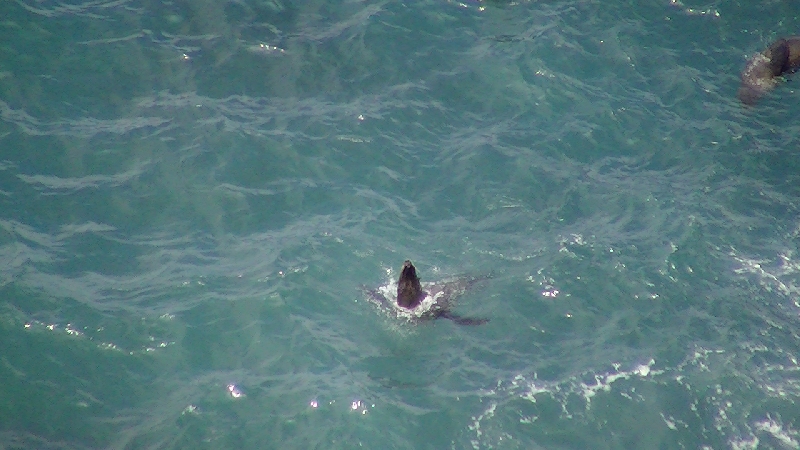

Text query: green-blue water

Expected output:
[2,0,800,448]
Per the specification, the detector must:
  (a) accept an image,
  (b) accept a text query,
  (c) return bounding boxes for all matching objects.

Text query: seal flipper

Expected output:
[439,311,490,326]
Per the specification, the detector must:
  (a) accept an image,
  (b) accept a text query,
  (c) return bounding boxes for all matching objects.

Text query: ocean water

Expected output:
[2,0,800,448]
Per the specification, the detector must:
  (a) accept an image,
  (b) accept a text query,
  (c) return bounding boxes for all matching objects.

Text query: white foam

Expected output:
[754,417,799,448]
[580,360,657,405]
[374,280,445,321]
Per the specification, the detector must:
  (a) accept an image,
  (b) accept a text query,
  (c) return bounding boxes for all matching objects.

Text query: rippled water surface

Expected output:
[2,0,800,448]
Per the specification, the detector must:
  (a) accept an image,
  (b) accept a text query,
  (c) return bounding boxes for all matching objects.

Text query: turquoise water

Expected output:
[2,0,800,448]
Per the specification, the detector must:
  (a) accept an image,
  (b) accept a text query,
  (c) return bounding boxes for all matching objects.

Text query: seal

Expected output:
[364,260,490,326]
[739,36,800,105]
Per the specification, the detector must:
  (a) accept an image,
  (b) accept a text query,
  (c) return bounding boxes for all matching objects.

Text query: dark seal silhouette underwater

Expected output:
[364,260,490,326]
[739,36,800,105]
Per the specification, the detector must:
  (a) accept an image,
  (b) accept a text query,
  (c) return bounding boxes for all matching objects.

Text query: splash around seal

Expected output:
[739,36,800,105]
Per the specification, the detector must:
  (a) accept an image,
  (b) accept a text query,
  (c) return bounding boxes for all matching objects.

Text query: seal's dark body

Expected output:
[739,36,800,105]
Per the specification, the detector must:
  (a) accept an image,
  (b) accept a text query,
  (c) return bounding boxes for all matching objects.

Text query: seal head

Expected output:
[397,260,424,308]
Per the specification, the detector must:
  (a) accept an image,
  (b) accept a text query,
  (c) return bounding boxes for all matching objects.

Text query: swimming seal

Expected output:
[739,36,800,105]
[365,260,490,326]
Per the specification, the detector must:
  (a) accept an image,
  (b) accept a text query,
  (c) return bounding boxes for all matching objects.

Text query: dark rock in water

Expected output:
[739,36,800,105]
[364,260,490,326]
